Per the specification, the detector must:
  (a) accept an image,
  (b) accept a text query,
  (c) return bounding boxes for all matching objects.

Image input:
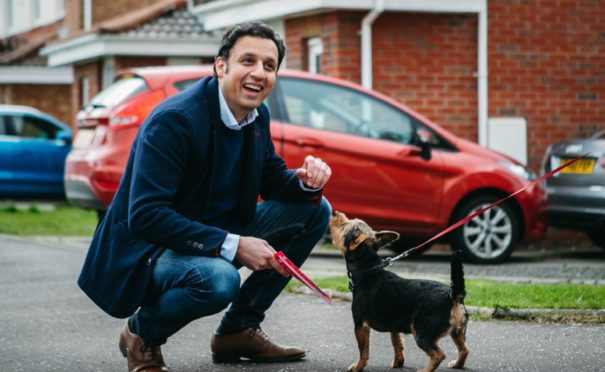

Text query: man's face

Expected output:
[215,35,279,122]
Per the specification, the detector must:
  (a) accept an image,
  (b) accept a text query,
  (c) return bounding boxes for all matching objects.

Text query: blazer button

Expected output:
[193,242,199,248]
[147,258,152,266]
[187,240,192,246]
[198,243,204,249]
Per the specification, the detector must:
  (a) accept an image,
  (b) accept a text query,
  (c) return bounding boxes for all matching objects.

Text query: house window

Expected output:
[307,37,323,74]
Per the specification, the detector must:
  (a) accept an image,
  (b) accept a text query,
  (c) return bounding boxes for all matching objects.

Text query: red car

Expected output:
[65,65,546,263]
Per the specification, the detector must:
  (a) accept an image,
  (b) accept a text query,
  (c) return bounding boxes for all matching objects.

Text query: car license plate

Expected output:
[73,129,95,147]
[559,158,595,174]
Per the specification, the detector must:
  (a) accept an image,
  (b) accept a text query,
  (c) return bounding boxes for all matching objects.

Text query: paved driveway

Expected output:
[1,234,604,371]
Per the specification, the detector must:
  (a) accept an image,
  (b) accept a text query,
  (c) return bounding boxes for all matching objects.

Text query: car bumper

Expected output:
[546,185,605,230]
[64,178,106,211]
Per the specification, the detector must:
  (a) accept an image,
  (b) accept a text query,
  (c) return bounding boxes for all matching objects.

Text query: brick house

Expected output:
[0,0,73,125]
[40,0,219,126]
[191,0,605,172]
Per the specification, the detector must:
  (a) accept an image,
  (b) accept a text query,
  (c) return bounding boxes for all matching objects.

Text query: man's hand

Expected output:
[295,155,332,189]
[235,236,290,277]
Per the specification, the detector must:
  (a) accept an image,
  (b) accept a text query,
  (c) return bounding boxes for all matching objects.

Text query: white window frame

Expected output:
[307,37,323,74]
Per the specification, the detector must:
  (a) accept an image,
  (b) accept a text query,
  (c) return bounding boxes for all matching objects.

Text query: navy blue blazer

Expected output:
[78,76,321,318]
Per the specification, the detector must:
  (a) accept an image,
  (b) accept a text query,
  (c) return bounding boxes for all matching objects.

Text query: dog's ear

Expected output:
[344,227,371,252]
[375,231,400,249]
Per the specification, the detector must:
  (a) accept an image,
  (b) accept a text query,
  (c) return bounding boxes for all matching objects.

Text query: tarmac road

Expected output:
[1,234,604,371]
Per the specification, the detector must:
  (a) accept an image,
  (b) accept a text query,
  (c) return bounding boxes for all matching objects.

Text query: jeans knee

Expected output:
[207,265,240,310]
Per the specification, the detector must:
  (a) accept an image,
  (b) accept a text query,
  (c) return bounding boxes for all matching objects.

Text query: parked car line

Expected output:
[64,66,547,263]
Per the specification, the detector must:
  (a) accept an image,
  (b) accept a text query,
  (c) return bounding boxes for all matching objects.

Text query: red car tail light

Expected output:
[109,89,166,130]
[92,172,120,191]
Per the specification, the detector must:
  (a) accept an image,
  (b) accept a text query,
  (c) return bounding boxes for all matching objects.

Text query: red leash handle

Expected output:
[274,251,333,305]
[388,151,596,262]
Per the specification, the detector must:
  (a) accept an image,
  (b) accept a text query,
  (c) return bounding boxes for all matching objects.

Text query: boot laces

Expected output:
[248,326,270,345]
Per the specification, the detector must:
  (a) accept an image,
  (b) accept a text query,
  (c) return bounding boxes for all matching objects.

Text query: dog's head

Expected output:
[329,211,399,258]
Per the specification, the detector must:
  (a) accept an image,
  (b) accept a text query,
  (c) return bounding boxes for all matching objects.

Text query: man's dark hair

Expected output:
[214,21,286,76]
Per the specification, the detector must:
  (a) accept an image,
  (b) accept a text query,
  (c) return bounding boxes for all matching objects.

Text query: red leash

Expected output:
[385,151,597,264]
[274,251,333,304]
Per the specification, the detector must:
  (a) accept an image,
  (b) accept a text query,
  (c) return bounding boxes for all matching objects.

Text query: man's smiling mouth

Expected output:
[243,83,263,92]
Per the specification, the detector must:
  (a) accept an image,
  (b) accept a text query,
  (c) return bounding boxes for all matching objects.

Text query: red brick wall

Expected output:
[93,0,161,25]
[0,84,72,125]
[285,12,362,83]
[373,12,478,142]
[488,0,605,170]
[64,0,83,36]
[65,0,162,36]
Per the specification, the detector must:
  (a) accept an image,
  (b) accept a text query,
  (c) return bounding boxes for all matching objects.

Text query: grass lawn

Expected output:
[288,276,605,310]
[0,204,97,236]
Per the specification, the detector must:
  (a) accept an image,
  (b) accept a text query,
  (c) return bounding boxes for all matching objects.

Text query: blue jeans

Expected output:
[129,197,331,345]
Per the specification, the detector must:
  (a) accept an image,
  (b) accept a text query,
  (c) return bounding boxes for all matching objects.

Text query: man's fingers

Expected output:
[270,255,290,277]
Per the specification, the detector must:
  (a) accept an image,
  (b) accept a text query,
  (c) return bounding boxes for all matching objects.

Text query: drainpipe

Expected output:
[361,0,384,89]
[83,0,92,31]
[477,4,488,147]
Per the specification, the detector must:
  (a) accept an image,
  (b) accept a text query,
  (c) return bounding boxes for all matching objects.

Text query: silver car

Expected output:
[541,130,605,249]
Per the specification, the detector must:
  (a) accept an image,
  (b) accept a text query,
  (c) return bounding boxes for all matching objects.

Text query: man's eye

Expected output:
[264,63,275,71]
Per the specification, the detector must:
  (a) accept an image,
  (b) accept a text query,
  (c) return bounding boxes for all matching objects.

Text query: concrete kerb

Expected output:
[290,286,605,324]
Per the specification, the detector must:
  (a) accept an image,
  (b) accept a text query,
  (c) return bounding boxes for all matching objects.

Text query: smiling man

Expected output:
[77,21,332,372]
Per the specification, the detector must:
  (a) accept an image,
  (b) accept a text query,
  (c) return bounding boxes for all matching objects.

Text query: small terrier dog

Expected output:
[329,211,469,372]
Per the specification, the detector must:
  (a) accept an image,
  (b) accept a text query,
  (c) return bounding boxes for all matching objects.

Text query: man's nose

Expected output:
[250,61,265,77]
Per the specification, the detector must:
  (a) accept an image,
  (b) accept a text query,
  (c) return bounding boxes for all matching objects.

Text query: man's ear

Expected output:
[215,57,226,78]
[375,231,399,248]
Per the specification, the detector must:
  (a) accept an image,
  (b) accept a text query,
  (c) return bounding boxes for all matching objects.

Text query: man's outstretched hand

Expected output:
[295,155,331,189]
[235,236,289,277]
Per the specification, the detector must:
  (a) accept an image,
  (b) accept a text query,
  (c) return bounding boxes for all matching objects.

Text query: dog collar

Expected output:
[347,259,390,291]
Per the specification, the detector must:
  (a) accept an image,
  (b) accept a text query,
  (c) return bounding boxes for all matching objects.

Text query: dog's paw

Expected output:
[348,362,364,372]
[448,359,465,369]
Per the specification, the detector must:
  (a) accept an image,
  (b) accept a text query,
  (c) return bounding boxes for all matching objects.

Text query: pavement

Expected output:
[1,234,605,371]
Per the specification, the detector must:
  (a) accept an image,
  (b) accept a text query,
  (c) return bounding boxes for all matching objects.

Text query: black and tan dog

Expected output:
[329,211,469,372]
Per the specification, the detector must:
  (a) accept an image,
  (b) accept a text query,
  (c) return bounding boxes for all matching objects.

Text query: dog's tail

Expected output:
[450,250,466,304]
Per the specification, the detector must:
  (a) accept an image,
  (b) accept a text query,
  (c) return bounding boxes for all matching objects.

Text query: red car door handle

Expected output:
[294,138,325,149]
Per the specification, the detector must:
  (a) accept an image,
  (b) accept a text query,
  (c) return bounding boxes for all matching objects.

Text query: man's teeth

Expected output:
[244,84,262,92]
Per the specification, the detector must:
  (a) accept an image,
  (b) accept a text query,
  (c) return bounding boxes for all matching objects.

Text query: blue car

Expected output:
[0,105,72,199]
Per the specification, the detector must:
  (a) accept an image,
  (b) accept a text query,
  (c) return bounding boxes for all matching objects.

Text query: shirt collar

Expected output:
[218,86,258,131]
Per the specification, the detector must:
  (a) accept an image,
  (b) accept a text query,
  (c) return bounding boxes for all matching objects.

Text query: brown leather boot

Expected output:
[211,326,306,363]
[118,324,172,372]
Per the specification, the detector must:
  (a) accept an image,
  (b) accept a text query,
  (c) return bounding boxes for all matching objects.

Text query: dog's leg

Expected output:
[412,329,445,372]
[348,322,371,372]
[448,327,469,368]
[448,304,469,368]
[416,346,445,372]
[390,332,405,368]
